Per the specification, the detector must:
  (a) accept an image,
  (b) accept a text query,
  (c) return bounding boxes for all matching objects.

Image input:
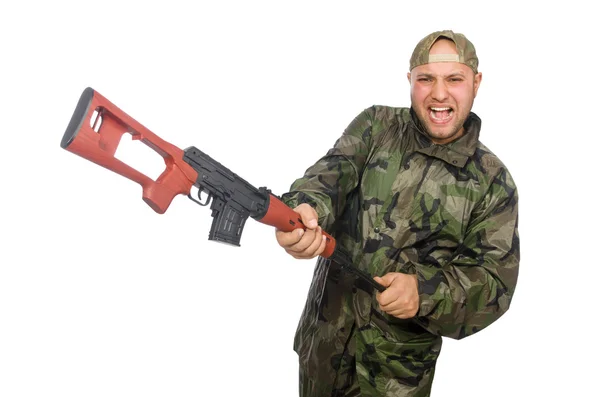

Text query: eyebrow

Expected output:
[416,71,467,79]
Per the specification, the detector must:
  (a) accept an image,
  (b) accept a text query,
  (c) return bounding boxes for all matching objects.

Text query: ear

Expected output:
[407,72,411,84]
[473,72,482,97]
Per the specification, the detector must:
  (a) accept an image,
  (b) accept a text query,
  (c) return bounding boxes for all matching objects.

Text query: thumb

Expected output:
[375,273,399,288]
[295,203,318,229]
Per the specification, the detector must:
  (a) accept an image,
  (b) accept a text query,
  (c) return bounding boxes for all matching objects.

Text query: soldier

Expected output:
[276,30,520,397]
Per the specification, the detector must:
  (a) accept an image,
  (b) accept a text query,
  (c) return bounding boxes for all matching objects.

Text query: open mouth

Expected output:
[429,107,453,122]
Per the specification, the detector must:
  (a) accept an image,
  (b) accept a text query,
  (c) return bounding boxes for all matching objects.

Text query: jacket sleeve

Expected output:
[413,168,520,340]
[281,106,377,230]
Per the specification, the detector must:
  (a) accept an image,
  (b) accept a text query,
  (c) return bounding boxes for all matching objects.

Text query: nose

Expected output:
[431,79,449,102]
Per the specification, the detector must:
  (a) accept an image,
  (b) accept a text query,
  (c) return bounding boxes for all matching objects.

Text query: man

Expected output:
[277,30,519,397]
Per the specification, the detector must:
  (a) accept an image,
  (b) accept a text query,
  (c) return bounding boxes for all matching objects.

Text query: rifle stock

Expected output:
[61,87,197,214]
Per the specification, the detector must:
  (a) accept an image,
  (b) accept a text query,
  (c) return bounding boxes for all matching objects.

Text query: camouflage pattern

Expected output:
[281,105,519,396]
[410,30,479,74]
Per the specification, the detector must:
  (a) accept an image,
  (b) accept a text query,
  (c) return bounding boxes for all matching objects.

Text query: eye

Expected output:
[449,77,464,83]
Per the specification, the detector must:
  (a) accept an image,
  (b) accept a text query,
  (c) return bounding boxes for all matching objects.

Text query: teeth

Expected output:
[430,107,452,121]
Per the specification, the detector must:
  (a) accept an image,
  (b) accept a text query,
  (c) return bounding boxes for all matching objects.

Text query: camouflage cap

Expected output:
[409,30,479,74]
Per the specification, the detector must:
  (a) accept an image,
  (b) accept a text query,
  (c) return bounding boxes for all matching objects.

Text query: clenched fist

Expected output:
[374,273,420,319]
[275,203,327,259]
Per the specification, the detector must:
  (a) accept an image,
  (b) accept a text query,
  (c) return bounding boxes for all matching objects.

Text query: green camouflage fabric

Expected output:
[281,105,520,397]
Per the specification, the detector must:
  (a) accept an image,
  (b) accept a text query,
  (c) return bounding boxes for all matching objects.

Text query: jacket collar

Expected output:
[408,107,481,168]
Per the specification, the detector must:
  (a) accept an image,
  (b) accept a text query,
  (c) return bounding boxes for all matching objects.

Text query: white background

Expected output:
[1,1,597,396]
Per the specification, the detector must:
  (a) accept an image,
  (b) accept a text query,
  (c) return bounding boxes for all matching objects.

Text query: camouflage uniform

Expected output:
[281,105,519,396]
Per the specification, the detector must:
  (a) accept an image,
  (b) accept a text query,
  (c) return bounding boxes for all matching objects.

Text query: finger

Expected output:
[377,290,399,307]
[381,297,417,318]
[285,243,319,259]
[378,273,398,288]
[285,248,305,260]
[379,302,402,316]
[295,203,319,230]
[314,232,327,256]
[380,301,401,313]
[373,276,387,289]
[275,228,305,248]
[287,228,320,253]
[304,227,326,256]
[287,228,327,260]
[381,299,406,314]
[388,309,410,319]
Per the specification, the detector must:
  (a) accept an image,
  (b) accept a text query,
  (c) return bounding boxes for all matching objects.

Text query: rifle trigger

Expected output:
[188,190,212,207]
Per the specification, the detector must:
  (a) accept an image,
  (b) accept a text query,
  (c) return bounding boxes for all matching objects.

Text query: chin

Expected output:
[428,124,460,140]
[428,129,452,140]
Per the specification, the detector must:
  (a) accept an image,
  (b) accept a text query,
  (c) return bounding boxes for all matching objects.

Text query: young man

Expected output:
[277,30,519,396]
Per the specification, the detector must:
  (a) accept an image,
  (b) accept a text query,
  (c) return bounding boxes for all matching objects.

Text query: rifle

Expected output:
[60,87,385,293]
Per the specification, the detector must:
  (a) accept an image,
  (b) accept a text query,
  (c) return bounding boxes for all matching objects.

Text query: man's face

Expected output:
[407,39,482,144]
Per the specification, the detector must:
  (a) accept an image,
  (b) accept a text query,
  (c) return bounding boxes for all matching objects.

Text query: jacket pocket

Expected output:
[359,312,442,391]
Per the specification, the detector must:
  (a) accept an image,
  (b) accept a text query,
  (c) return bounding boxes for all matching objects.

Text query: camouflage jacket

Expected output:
[281,106,520,397]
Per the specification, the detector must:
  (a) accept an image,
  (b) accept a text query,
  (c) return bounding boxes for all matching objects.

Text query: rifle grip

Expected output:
[258,194,336,258]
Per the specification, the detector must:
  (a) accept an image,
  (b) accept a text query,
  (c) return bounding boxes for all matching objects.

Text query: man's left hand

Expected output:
[374,273,420,319]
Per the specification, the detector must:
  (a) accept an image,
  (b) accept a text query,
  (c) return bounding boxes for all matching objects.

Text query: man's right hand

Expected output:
[275,203,326,259]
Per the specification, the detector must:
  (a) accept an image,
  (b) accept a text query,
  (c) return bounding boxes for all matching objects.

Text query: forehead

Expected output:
[429,38,458,55]
[412,61,473,77]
